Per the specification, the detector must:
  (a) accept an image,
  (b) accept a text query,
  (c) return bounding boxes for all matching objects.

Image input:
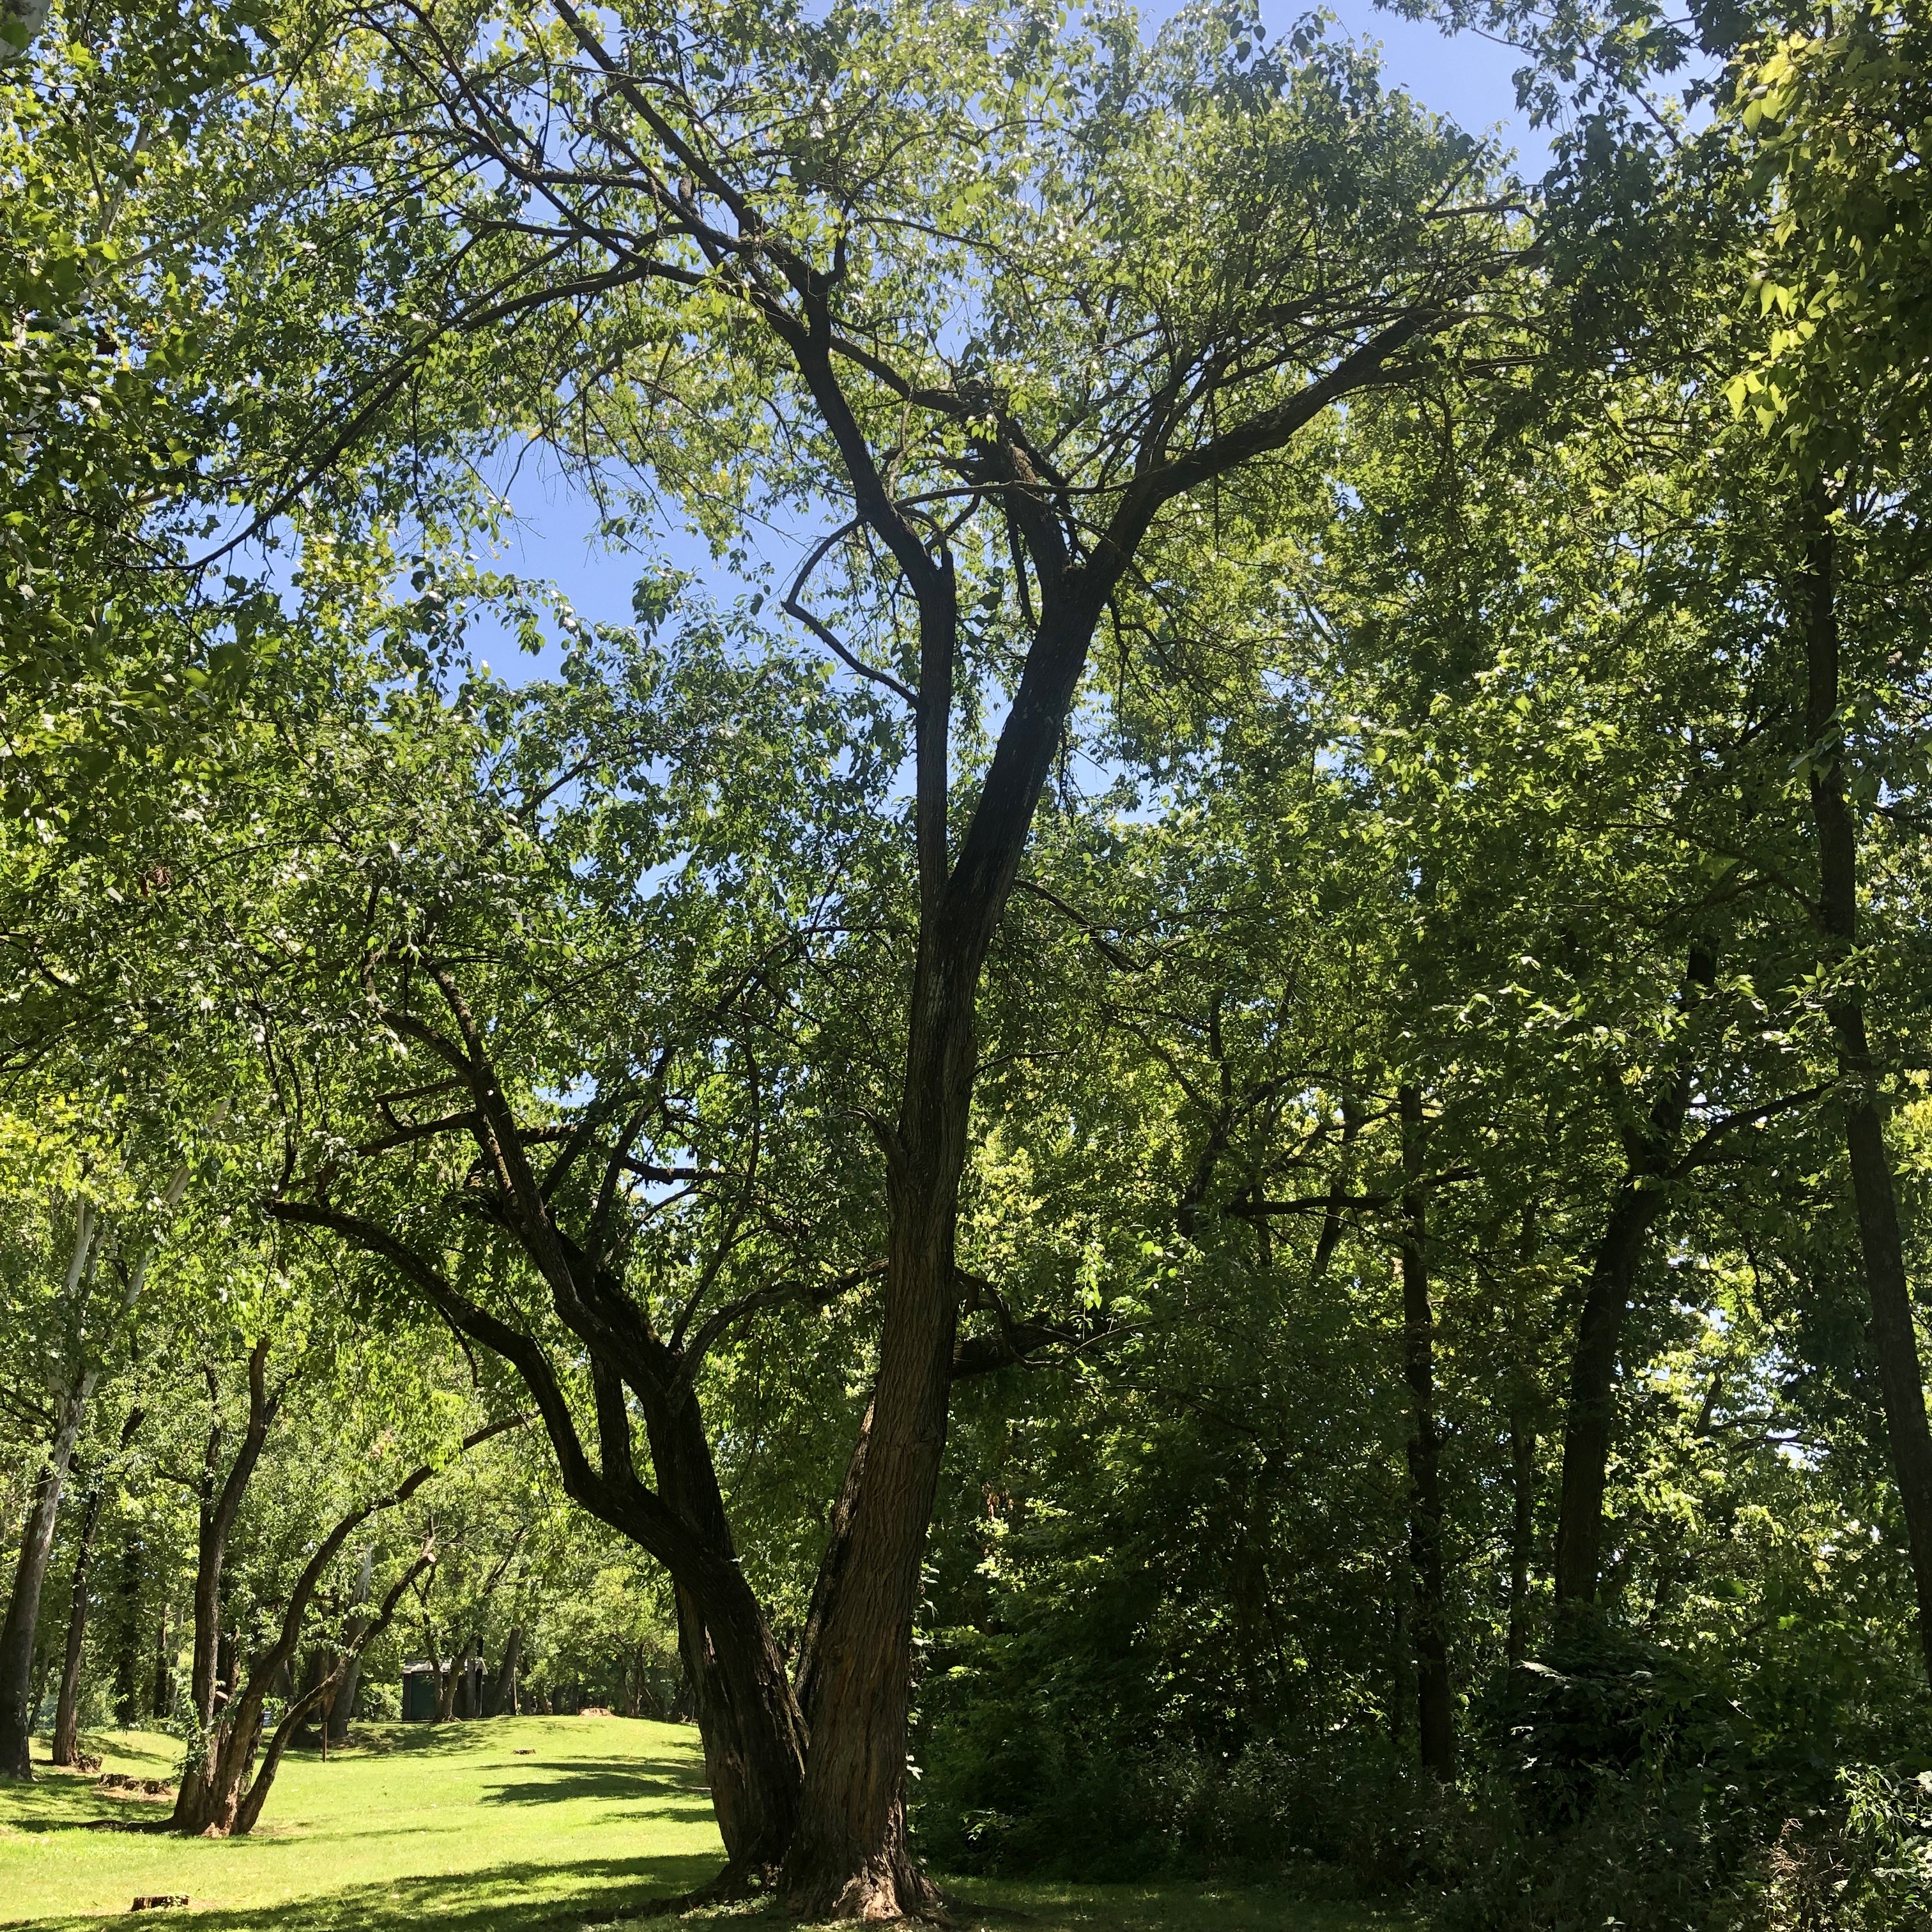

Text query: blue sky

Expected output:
[475,1,1546,673]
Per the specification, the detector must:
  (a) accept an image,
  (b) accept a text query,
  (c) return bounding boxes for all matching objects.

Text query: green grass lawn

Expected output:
[0,1717,1407,1931]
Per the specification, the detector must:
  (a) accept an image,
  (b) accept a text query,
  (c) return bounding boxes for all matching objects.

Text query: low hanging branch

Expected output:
[169,1413,526,1837]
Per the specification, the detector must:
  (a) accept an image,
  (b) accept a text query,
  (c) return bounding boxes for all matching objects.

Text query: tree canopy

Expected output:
[6,1,1932,1927]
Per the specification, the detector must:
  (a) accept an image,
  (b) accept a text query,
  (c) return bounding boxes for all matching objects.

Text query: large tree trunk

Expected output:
[643,1383,807,1876]
[1397,1085,1455,1781]
[779,928,981,1917]
[1801,501,1932,1683]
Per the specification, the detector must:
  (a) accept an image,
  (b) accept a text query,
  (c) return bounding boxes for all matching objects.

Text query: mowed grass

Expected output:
[0,1717,1408,1931]
[0,1716,722,1929]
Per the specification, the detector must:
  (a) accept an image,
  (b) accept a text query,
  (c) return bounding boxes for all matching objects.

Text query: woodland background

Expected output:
[4,0,1932,1924]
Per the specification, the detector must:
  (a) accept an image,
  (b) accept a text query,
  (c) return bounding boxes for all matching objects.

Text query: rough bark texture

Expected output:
[643,1379,805,1873]
[1397,1085,1455,1782]
[1800,503,1932,1684]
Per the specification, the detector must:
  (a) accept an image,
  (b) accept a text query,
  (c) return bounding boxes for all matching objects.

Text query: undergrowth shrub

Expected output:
[914,1712,1446,1892]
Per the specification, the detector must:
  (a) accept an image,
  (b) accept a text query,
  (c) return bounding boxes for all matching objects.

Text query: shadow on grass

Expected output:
[0,1850,725,1932]
[0,1765,171,1832]
[337,1719,698,1763]
[482,1760,709,1810]
[332,1721,550,1761]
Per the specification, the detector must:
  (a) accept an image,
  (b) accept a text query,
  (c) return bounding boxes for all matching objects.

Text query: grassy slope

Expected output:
[0,1719,1404,1931]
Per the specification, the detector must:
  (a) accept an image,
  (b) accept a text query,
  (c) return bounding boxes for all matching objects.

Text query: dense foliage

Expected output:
[4,0,1932,1922]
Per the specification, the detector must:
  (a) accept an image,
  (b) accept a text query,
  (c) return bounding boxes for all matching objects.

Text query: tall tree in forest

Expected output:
[275,4,1529,1903]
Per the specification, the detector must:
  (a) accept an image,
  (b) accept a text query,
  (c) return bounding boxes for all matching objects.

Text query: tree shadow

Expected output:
[330,1719,698,1764]
[0,1765,172,1832]
[1,1851,727,1932]
[482,1758,710,1811]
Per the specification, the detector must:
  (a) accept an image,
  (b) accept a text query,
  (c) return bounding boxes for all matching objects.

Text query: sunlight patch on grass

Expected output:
[3,1719,1403,1931]
[0,1714,721,1929]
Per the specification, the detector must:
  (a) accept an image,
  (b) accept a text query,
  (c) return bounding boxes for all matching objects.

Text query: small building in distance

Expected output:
[400,1662,440,1722]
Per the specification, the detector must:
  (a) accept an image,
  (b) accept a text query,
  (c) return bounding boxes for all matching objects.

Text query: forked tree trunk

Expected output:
[171,1340,281,1832]
[1800,500,1932,1684]
[1397,1085,1455,1781]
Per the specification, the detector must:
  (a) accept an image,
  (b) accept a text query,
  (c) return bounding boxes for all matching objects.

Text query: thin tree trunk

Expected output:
[0,1161,189,1779]
[1801,498,1932,1683]
[0,1202,100,1781]
[1551,948,1712,1609]
[0,1385,95,1780]
[52,1407,143,1767]
[172,1340,279,1830]
[1397,1085,1455,1781]
[329,1549,372,1745]
[1506,1406,1534,1670]
[486,1625,521,1717]
[1551,1188,1670,1607]
[51,1482,106,1768]
[174,1418,516,1834]
[228,1545,432,1835]
[151,1600,172,1724]
[114,1529,142,1725]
